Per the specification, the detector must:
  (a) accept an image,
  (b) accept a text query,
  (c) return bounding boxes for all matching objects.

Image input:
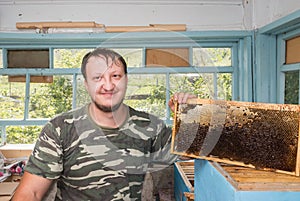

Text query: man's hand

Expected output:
[168,92,197,112]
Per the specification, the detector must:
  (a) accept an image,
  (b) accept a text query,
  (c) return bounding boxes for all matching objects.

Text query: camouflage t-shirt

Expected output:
[25,104,176,201]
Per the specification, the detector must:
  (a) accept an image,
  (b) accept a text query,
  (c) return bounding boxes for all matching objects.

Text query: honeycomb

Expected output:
[172,99,300,175]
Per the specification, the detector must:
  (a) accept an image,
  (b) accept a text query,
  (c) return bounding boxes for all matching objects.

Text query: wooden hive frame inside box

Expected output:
[215,162,300,191]
[174,161,194,201]
[171,98,300,176]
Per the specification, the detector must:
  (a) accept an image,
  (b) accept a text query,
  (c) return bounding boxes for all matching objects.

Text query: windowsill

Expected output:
[0,144,34,158]
[0,144,34,150]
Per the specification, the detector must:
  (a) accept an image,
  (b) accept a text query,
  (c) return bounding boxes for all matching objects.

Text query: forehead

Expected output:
[86,55,124,72]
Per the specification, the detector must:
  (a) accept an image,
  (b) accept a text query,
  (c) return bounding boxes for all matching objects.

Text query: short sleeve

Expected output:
[25,121,63,179]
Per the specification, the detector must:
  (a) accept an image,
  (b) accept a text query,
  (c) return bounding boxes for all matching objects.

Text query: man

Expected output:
[12,48,194,201]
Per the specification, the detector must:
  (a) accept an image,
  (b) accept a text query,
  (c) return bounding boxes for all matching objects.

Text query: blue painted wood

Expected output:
[194,159,300,201]
[276,34,286,104]
[0,31,253,45]
[259,10,300,35]
[253,33,277,103]
[195,159,236,201]
[236,191,300,201]
[0,66,234,75]
[174,162,193,201]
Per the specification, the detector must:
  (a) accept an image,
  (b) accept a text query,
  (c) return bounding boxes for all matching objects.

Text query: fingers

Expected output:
[168,97,176,112]
[173,92,197,104]
[168,92,197,112]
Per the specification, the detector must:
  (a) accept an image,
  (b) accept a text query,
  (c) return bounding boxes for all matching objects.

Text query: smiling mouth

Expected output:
[100,92,116,99]
[101,91,115,94]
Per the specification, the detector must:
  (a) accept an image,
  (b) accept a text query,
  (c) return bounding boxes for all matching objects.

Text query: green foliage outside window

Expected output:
[1,47,233,144]
[284,71,299,104]
[29,76,73,118]
[6,126,42,144]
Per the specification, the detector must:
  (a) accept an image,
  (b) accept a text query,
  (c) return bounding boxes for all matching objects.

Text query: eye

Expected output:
[112,74,122,79]
[93,76,102,81]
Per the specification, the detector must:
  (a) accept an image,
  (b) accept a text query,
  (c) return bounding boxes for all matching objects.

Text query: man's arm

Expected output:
[12,171,53,201]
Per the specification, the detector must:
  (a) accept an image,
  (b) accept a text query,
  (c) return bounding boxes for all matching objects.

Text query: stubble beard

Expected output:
[92,99,124,113]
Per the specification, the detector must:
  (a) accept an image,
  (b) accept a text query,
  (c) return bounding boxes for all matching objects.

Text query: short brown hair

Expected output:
[81,48,127,80]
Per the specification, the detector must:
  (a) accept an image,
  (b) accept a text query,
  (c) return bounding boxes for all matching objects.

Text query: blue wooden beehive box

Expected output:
[194,159,300,201]
[174,160,194,201]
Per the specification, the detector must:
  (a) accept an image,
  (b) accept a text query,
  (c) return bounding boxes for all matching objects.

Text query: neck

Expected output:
[88,103,128,128]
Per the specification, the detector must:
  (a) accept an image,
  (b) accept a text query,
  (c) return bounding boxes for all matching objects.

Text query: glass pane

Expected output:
[218,73,232,100]
[6,125,42,144]
[112,48,143,67]
[76,75,90,108]
[54,49,92,68]
[170,73,214,99]
[125,74,166,119]
[0,75,25,119]
[29,75,73,118]
[193,47,231,66]
[284,71,299,104]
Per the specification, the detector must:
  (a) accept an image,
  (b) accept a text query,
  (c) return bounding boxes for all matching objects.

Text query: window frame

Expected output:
[277,29,300,104]
[0,31,253,144]
[256,9,300,104]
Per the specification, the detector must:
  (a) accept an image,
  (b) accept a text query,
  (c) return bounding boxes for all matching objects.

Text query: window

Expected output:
[283,35,300,104]
[256,10,300,104]
[0,31,252,144]
[278,32,300,104]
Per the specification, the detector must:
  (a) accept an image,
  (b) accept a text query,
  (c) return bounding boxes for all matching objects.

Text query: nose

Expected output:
[101,76,115,91]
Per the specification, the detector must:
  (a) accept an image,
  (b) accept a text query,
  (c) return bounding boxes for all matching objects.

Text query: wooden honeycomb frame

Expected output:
[171,98,300,176]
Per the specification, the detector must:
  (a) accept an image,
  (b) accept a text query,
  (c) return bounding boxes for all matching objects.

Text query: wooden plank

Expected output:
[146,48,189,67]
[180,163,194,167]
[105,26,150,32]
[186,98,300,111]
[171,101,179,154]
[236,183,300,191]
[286,36,300,64]
[181,169,194,174]
[223,168,300,183]
[185,175,194,179]
[184,192,195,201]
[174,161,194,191]
[8,75,53,83]
[212,162,300,191]
[234,177,300,183]
[16,21,104,29]
[0,183,19,196]
[149,24,186,31]
[0,196,12,201]
[105,24,186,32]
[177,161,194,167]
